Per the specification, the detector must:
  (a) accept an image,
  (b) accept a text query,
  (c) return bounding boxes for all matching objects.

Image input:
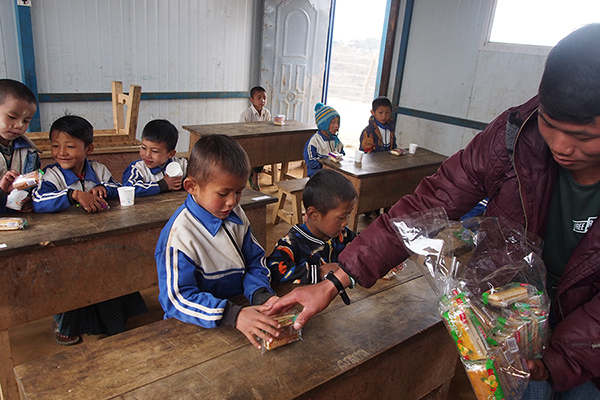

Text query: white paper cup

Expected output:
[165,162,183,177]
[117,186,135,206]
[354,150,364,164]
[408,143,418,154]
[6,189,28,211]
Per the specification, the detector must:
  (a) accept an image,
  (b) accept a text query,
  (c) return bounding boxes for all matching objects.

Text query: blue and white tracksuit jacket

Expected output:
[122,157,188,197]
[303,130,344,177]
[32,159,121,213]
[155,194,275,328]
[1,136,41,214]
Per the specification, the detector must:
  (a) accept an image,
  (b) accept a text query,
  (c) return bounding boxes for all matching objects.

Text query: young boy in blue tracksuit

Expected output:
[32,115,146,346]
[155,134,281,349]
[32,115,120,213]
[267,169,357,285]
[303,103,344,177]
[122,119,187,197]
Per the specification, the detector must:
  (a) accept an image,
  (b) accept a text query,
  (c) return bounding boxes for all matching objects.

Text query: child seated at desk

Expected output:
[0,79,40,213]
[155,134,281,349]
[122,119,188,197]
[267,169,357,284]
[32,115,146,345]
[32,115,120,213]
[239,85,272,190]
[359,96,397,153]
[303,103,344,177]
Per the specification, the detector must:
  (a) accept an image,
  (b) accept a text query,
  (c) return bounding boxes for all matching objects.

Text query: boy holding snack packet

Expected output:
[267,169,357,285]
[0,79,41,213]
[155,134,282,349]
[32,115,121,213]
[122,119,188,197]
[303,103,344,177]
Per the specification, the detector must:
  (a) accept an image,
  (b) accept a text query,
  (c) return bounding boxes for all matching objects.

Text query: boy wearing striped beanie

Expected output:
[303,103,344,177]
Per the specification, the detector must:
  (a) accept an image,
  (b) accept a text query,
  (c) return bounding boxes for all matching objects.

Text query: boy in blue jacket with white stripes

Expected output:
[155,134,281,349]
[32,115,120,213]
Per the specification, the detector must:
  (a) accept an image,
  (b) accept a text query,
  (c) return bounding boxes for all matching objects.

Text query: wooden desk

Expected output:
[14,262,457,400]
[183,121,316,180]
[0,189,276,400]
[321,148,447,231]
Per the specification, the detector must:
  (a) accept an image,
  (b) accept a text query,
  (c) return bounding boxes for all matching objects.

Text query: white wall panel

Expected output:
[0,1,21,80]
[29,0,260,152]
[394,0,549,156]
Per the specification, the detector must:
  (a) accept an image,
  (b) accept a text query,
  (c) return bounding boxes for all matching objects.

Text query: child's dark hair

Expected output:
[0,79,37,106]
[187,134,250,185]
[372,96,392,112]
[250,86,266,98]
[49,115,94,147]
[142,119,178,151]
[303,169,357,215]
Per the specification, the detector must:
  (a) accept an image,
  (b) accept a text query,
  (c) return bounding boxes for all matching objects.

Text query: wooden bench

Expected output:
[13,262,458,400]
[272,177,309,225]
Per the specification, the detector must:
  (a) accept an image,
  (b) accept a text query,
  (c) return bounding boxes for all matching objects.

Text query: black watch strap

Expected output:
[325,271,350,305]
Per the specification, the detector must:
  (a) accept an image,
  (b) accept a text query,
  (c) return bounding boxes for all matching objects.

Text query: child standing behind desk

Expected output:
[267,169,358,285]
[155,134,281,349]
[303,103,344,177]
[32,115,146,345]
[0,79,40,213]
[239,86,272,190]
[359,96,397,153]
[122,119,188,197]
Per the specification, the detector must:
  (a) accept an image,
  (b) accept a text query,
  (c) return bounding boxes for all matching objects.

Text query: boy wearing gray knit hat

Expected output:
[303,102,344,177]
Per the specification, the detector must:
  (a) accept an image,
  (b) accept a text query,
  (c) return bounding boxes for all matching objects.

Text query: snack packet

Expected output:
[260,310,302,354]
[13,170,43,190]
[0,217,27,230]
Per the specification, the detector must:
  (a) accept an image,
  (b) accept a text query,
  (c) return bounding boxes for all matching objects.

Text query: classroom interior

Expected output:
[2,0,589,399]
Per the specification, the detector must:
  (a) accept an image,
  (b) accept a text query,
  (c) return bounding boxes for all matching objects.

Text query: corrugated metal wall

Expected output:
[21,0,262,152]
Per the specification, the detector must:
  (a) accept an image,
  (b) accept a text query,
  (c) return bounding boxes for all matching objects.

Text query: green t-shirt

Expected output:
[543,167,600,291]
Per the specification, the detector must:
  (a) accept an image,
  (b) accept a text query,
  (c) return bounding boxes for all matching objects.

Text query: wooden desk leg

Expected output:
[0,329,18,400]
[349,210,359,232]
[278,162,290,181]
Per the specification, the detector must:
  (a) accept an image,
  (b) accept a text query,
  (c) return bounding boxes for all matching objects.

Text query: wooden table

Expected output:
[0,189,276,400]
[14,262,458,400]
[321,148,447,231]
[183,121,316,181]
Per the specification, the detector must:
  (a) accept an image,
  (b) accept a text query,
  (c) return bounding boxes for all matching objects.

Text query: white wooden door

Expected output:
[261,0,331,124]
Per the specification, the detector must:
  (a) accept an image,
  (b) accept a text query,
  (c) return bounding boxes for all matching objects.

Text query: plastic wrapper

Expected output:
[0,217,27,230]
[260,310,302,354]
[12,170,43,190]
[392,208,550,400]
[328,152,343,162]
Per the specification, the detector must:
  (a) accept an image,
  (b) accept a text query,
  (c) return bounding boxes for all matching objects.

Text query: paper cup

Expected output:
[354,150,364,165]
[118,186,135,206]
[408,143,418,154]
[6,189,28,211]
[165,162,183,177]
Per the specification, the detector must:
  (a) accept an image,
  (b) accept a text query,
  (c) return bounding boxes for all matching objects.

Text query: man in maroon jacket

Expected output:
[271,24,600,399]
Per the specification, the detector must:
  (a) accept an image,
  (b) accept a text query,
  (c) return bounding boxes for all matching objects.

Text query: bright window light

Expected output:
[490,0,600,47]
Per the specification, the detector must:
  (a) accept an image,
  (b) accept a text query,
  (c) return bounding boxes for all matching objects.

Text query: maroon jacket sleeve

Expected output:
[339,110,513,288]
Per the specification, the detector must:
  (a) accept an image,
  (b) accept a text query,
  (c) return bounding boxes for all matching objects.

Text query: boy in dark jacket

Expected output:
[267,169,357,285]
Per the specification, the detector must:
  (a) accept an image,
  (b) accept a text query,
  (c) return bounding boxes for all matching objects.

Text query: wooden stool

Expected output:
[272,177,309,225]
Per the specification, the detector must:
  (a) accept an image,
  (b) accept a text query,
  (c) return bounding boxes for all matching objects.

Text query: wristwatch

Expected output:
[325,270,351,305]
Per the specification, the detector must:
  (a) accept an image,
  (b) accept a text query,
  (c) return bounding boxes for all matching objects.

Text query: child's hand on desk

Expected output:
[319,262,340,280]
[163,175,182,191]
[89,185,107,198]
[0,170,18,193]
[73,190,109,213]
[236,306,281,349]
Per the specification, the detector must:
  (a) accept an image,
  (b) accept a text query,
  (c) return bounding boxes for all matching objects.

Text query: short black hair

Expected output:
[187,134,250,186]
[141,119,178,151]
[372,96,392,112]
[303,169,357,215]
[0,79,37,106]
[539,23,600,123]
[49,115,94,147]
[250,86,266,98]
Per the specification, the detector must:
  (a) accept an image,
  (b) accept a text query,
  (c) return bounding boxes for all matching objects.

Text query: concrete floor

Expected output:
[8,163,476,399]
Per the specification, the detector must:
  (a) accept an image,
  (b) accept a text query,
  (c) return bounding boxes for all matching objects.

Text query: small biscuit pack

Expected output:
[393,208,550,400]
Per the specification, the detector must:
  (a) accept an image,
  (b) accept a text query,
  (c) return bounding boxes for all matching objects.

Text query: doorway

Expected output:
[325,0,389,151]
